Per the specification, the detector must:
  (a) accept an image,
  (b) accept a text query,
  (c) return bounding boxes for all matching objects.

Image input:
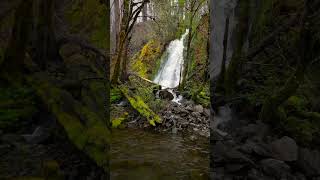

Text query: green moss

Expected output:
[132,40,162,79]
[119,86,161,126]
[285,95,308,111]
[27,75,110,172]
[282,116,318,145]
[111,112,128,128]
[111,87,122,104]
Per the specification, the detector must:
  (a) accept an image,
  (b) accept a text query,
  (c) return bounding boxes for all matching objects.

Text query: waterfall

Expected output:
[153,29,189,88]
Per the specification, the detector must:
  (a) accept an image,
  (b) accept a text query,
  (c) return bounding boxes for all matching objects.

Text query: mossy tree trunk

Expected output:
[260,0,314,123]
[179,0,196,91]
[111,0,129,84]
[121,35,131,81]
[224,0,250,96]
[111,0,148,84]
[33,0,62,70]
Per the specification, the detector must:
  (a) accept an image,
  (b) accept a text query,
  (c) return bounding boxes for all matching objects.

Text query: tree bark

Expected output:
[142,2,148,21]
[224,0,250,96]
[216,16,230,93]
[33,0,62,70]
[0,0,33,82]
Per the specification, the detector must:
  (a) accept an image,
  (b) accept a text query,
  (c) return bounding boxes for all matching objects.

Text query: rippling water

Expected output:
[110,129,209,180]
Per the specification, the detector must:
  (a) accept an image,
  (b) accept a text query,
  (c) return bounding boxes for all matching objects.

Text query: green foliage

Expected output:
[132,40,162,79]
[282,116,318,145]
[111,87,123,104]
[285,95,308,112]
[112,112,128,128]
[189,85,210,107]
[0,87,37,130]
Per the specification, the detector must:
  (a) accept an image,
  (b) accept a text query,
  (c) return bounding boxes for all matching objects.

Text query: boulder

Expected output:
[186,105,193,111]
[270,136,298,161]
[240,140,272,157]
[159,90,174,100]
[194,105,204,113]
[203,108,211,117]
[260,158,290,179]
[22,126,51,144]
[297,148,320,176]
[214,142,254,165]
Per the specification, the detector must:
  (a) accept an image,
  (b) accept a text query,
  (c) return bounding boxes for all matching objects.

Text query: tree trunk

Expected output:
[224,0,250,96]
[179,1,194,91]
[33,0,62,70]
[111,0,130,84]
[142,2,148,21]
[0,0,33,82]
[216,16,230,93]
[121,35,131,81]
[112,0,120,54]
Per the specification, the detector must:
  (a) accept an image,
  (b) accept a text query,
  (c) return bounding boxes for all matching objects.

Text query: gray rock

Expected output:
[270,136,298,161]
[214,142,254,165]
[211,130,225,141]
[225,163,247,173]
[260,158,290,179]
[203,108,210,117]
[240,140,272,157]
[185,105,193,111]
[159,90,174,100]
[194,105,204,113]
[22,126,50,144]
[117,100,128,107]
[297,148,320,176]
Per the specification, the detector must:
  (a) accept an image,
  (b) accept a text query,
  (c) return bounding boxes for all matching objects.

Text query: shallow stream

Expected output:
[110,129,209,180]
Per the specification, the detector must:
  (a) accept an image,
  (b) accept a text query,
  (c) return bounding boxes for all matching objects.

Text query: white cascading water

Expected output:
[153,29,189,89]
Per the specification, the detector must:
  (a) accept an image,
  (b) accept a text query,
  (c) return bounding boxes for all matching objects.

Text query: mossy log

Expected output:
[118,85,162,126]
[27,74,110,173]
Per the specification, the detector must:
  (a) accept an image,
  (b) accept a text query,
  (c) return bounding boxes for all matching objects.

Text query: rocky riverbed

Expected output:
[121,97,210,138]
[211,108,320,180]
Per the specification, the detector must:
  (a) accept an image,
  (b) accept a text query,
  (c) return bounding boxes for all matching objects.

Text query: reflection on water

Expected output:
[110,129,209,180]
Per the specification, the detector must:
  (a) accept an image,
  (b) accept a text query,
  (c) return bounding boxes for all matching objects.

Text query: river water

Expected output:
[110,129,209,180]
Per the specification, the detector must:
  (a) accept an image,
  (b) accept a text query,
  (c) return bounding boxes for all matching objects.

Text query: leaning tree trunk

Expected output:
[0,0,33,82]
